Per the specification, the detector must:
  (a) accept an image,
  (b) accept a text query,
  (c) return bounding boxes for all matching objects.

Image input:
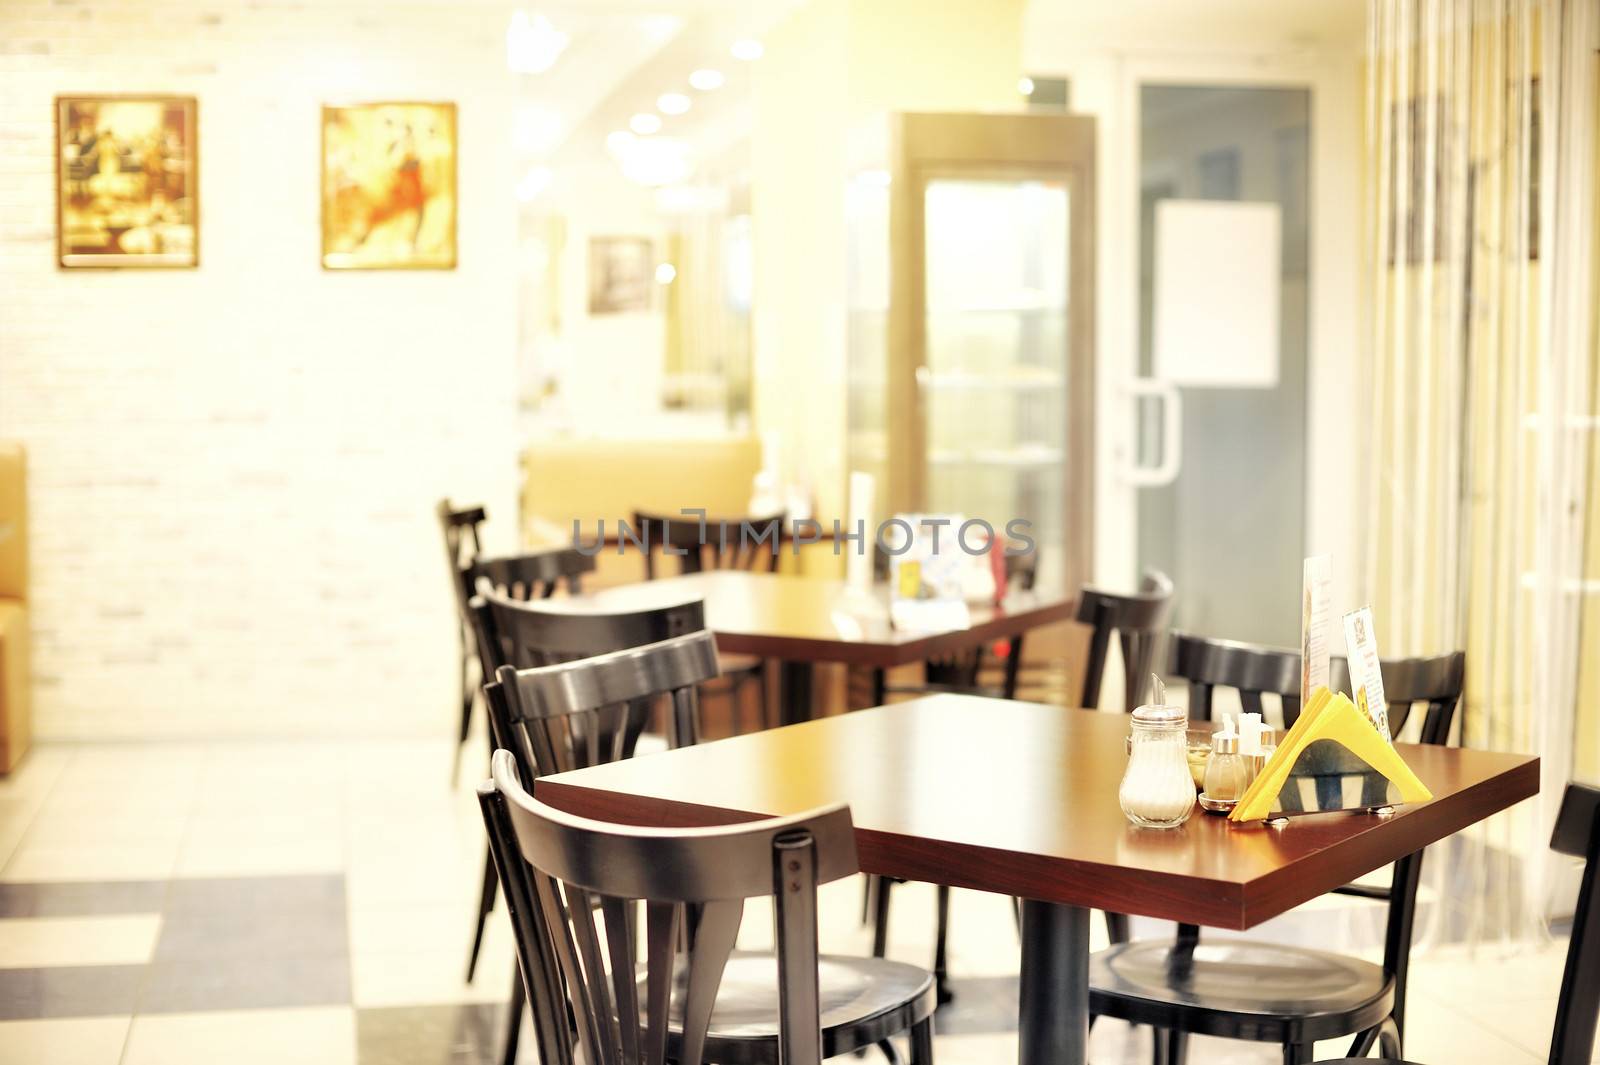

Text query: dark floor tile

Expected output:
[0,880,168,918]
[0,964,145,1020]
[155,874,347,961]
[162,874,345,918]
[138,952,351,1013]
[357,1003,526,1065]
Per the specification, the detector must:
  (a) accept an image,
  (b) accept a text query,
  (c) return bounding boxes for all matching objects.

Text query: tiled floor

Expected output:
[0,737,1584,1064]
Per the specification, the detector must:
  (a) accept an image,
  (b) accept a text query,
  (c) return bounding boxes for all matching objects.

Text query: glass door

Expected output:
[1132,84,1312,646]
[922,178,1072,588]
[872,111,1096,601]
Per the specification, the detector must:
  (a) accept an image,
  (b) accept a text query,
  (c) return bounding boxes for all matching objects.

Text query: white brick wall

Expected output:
[0,0,521,739]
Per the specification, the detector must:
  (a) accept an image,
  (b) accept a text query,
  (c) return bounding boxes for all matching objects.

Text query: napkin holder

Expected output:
[1229,686,1432,822]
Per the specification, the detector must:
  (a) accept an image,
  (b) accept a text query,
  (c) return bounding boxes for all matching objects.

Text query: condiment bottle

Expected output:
[1204,732,1250,803]
[1246,726,1277,786]
[1118,704,1195,829]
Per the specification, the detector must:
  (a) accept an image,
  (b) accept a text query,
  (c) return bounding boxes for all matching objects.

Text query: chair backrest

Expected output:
[1549,782,1600,1065]
[631,510,786,579]
[469,549,595,604]
[1075,570,1175,712]
[480,746,859,1065]
[487,629,719,781]
[1174,635,1467,742]
[1167,633,1301,724]
[470,580,702,675]
[436,498,488,622]
[1330,650,1464,745]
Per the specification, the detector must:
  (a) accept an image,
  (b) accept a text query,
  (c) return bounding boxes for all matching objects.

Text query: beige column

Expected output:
[750,0,1025,530]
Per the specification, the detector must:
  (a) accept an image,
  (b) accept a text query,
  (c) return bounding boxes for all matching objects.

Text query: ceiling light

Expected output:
[730,39,764,61]
[688,68,725,91]
[657,93,691,116]
[613,136,692,187]
[1018,76,1035,95]
[606,129,637,154]
[655,262,677,284]
[629,112,662,135]
[506,11,569,74]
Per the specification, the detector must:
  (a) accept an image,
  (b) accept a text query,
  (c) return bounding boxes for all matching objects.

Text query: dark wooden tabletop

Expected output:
[567,571,1076,668]
[536,694,1540,930]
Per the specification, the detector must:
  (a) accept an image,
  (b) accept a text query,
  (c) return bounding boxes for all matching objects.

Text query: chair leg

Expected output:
[909,1017,935,1065]
[501,969,524,1065]
[754,667,771,733]
[1378,1015,1402,1057]
[1105,911,1131,944]
[872,875,894,958]
[1165,1028,1190,1065]
[452,648,473,784]
[1281,1042,1313,1065]
[933,883,953,1005]
[466,845,497,981]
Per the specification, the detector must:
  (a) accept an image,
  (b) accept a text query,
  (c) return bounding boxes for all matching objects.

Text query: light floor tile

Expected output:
[1,842,181,883]
[0,1015,130,1065]
[122,1006,356,1065]
[173,836,343,878]
[0,915,161,969]
[350,949,513,1009]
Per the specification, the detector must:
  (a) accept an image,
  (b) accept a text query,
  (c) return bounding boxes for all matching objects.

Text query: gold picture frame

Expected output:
[321,101,457,270]
[55,95,199,269]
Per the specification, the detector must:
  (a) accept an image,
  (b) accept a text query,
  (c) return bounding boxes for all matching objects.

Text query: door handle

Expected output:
[1120,379,1183,487]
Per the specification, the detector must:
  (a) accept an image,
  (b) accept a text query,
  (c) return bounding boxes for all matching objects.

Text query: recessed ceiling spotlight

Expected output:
[657,92,691,116]
[506,11,569,74]
[730,39,764,61]
[629,112,662,135]
[688,68,725,91]
[1018,76,1035,95]
[655,262,677,284]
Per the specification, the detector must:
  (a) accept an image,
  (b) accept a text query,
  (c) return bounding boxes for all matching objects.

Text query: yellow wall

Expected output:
[750,0,1025,538]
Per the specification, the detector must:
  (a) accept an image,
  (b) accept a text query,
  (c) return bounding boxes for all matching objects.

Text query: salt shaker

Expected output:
[1118,704,1195,829]
[1203,732,1250,805]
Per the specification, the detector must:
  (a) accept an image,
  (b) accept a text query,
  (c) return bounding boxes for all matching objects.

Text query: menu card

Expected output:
[1342,606,1391,740]
[1300,555,1332,706]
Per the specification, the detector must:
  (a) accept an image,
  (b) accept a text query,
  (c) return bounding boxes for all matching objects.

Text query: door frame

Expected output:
[886,111,1098,596]
[1049,50,1363,610]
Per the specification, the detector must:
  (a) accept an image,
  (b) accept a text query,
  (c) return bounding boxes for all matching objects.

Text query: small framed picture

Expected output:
[55,95,198,268]
[322,101,457,270]
[587,236,655,314]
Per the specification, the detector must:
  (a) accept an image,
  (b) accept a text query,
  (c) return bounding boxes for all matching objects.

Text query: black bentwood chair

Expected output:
[1090,638,1468,1065]
[437,499,488,779]
[865,549,1039,1003]
[1316,781,1600,1065]
[633,509,784,735]
[457,549,601,983]
[479,633,937,1065]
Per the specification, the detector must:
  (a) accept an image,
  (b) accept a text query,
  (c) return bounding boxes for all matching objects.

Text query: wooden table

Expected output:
[580,570,1076,724]
[536,695,1540,1065]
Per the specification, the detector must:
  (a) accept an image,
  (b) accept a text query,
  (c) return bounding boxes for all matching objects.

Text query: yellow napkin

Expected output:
[1230,685,1432,822]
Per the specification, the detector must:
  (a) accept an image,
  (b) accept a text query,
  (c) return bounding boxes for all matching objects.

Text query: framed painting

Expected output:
[587,236,654,313]
[55,95,198,268]
[321,101,457,270]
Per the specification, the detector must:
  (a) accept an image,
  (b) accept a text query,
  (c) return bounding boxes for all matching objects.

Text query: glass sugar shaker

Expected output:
[1119,703,1195,829]
[1203,732,1250,803]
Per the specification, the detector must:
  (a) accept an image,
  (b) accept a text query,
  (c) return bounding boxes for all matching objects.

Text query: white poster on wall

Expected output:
[1153,199,1282,388]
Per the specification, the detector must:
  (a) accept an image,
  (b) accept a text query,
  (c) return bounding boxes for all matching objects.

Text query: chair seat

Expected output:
[1089,938,1396,1043]
[651,950,936,1064]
